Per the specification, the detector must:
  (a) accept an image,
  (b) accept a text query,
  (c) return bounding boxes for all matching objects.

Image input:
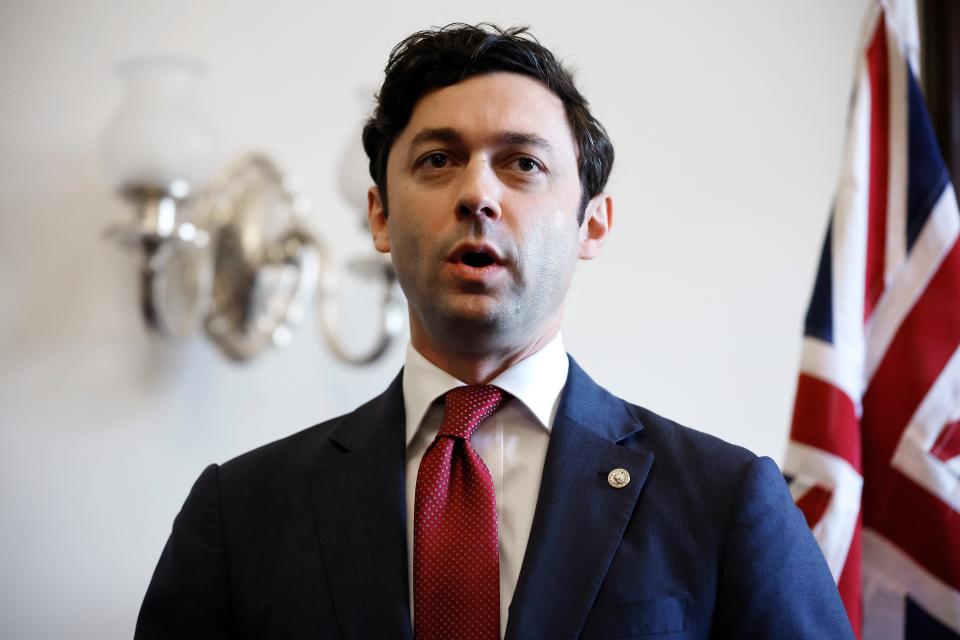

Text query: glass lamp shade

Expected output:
[100,55,218,194]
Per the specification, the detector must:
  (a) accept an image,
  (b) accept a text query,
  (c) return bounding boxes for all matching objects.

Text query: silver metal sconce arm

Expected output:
[104,152,405,364]
[104,188,211,337]
[101,57,404,364]
[315,250,405,366]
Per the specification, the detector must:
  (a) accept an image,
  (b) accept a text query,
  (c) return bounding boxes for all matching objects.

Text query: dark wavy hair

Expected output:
[362,23,614,223]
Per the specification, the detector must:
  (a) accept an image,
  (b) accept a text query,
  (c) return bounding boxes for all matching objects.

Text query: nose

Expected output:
[455,157,502,221]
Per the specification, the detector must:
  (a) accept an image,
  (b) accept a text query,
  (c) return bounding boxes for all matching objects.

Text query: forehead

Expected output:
[395,72,577,153]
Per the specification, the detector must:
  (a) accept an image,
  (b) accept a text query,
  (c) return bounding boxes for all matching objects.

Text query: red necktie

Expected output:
[414,385,505,640]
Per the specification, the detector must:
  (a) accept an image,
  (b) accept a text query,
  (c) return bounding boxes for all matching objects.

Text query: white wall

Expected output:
[0,1,869,637]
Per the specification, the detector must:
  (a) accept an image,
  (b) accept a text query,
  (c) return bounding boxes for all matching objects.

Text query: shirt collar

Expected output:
[402,332,569,447]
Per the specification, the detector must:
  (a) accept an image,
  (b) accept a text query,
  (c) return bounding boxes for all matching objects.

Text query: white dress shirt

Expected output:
[403,333,569,638]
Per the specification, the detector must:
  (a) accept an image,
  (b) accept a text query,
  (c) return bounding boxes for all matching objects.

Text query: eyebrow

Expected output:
[497,131,553,151]
[407,127,555,153]
[409,127,461,148]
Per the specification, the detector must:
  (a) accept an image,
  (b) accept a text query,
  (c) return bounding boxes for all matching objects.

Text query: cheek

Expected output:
[389,188,448,235]
[389,188,457,254]
[385,214,438,287]
[545,207,581,252]
[386,218,419,262]
[518,208,580,271]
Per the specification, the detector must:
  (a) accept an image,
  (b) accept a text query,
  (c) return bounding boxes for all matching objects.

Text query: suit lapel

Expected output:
[505,358,654,640]
[310,372,413,640]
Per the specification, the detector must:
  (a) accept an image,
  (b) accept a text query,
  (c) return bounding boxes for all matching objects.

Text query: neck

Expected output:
[410,316,562,385]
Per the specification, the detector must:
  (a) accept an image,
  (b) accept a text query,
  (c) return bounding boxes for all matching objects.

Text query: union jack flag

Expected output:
[783,1,960,638]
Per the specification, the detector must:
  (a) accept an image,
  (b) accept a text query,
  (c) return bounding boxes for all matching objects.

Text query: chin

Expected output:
[428,299,506,336]
[445,307,503,331]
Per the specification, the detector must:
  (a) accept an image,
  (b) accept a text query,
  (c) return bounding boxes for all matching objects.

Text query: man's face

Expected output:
[368,72,608,352]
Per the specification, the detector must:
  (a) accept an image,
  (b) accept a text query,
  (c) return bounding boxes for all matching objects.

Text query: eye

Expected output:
[514,156,544,173]
[420,152,449,169]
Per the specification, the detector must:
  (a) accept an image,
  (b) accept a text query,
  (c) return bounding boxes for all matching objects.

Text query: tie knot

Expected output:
[438,385,505,440]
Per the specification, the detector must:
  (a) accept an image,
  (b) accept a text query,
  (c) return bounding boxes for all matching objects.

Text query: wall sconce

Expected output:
[101,56,403,363]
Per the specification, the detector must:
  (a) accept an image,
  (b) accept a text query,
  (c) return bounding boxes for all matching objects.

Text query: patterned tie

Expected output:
[414,385,505,640]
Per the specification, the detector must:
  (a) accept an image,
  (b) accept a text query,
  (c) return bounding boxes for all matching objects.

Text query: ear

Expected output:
[577,193,612,260]
[368,186,390,253]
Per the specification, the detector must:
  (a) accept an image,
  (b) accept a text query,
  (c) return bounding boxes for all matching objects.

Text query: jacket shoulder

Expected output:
[217,411,345,480]
[217,378,398,483]
[628,403,761,477]
[212,413,350,482]
[619,401,795,539]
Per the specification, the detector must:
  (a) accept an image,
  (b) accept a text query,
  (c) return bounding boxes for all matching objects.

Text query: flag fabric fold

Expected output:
[783,1,960,638]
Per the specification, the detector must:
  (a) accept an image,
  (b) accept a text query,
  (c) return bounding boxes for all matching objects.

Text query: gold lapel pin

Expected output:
[607,468,630,489]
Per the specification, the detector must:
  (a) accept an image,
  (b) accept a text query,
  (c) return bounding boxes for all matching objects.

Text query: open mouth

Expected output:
[460,251,496,268]
[448,243,503,269]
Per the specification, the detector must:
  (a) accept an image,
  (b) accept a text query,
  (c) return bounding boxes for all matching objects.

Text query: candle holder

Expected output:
[101,56,403,363]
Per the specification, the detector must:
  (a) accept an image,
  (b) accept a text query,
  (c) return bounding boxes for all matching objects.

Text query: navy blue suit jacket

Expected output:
[136,357,854,639]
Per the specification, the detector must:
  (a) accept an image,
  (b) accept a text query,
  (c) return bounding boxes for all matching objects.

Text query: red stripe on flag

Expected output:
[871,471,960,592]
[795,485,833,529]
[864,16,890,322]
[838,515,862,639]
[790,374,862,472]
[931,420,960,462]
[862,239,960,519]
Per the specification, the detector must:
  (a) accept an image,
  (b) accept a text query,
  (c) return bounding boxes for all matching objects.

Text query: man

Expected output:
[136,24,854,639]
